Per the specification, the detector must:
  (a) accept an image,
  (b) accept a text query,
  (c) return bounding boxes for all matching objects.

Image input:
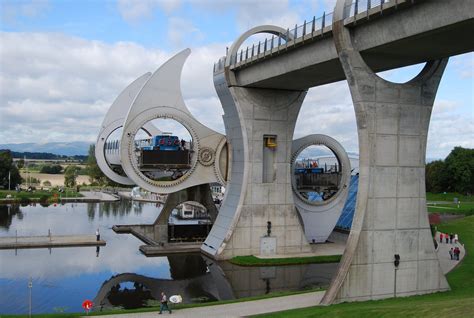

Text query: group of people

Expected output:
[439,232,458,244]
[439,232,462,261]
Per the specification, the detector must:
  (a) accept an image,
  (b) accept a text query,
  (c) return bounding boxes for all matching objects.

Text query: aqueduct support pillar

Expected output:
[202,67,312,259]
[321,0,450,304]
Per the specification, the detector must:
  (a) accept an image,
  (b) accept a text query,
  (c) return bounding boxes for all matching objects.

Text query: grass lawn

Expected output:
[0,189,82,201]
[229,255,342,266]
[426,192,474,202]
[253,216,474,318]
[427,202,474,216]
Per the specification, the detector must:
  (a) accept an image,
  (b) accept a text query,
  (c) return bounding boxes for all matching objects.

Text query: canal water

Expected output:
[0,201,337,315]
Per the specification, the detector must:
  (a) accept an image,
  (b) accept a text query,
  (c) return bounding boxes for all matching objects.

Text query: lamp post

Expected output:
[28,277,32,317]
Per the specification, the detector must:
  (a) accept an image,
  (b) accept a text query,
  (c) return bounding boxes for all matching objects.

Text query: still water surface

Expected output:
[0,201,336,314]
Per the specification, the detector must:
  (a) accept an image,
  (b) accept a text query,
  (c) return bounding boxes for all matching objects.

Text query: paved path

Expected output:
[92,291,325,318]
[80,191,119,202]
[435,232,466,274]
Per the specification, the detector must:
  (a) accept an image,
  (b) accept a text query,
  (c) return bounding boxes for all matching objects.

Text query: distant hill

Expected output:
[0,142,91,156]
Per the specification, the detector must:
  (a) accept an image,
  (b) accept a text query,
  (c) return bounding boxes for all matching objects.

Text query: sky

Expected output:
[0,0,472,160]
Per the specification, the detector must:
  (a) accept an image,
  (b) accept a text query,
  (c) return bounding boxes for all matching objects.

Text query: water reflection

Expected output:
[0,202,337,314]
[0,205,23,229]
[92,254,337,311]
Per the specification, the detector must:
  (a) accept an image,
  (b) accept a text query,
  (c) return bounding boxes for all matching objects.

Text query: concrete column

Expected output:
[321,0,450,304]
[202,69,311,259]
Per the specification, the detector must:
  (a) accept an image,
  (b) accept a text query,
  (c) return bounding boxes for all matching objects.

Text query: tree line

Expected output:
[2,146,472,193]
[426,147,473,194]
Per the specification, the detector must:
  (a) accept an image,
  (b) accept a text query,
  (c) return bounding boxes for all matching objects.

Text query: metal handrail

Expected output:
[219,0,401,69]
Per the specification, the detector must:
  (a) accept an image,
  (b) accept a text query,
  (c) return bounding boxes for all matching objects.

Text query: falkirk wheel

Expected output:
[96,47,351,261]
[96,0,450,303]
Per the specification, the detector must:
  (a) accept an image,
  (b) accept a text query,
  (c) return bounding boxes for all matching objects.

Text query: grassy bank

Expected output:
[229,254,342,266]
[253,216,474,318]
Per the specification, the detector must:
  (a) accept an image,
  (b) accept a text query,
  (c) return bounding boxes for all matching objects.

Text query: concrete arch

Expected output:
[225,25,294,86]
[321,0,449,304]
[225,25,293,68]
[291,134,351,243]
[331,0,448,90]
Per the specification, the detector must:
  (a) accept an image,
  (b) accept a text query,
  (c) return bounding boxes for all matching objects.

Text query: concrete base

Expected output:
[260,236,277,256]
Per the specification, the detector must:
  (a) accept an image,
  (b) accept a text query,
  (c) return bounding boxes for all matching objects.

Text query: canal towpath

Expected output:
[89,290,326,318]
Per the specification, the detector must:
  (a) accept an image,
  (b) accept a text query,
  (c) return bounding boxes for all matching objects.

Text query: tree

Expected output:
[16,159,25,170]
[0,150,22,189]
[425,147,474,194]
[426,160,448,193]
[86,144,106,185]
[444,147,474,194]
[64,165,80,187]
[86,144,119,186]
[40,164,62,174]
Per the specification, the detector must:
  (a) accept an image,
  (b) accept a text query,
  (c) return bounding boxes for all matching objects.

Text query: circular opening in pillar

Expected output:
[293,145,343,204]
[133,118,194,183]
[376,62,427,84]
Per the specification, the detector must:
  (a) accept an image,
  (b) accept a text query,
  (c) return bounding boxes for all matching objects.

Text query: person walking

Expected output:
[449,248,454,260]
[450,233,454,244]
[439,232,443,243]
[96,228,100,241]
[445,233,449,244]
[454,233,459,244]
[454,247,460,261]
[159,291,172,314]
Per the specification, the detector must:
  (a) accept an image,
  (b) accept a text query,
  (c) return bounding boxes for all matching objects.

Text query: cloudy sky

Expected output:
[0,0,472,159]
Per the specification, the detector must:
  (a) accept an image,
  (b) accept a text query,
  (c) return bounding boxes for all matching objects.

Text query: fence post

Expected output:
[302,20,306,36]
[293,24,297,39]
[240,49,243,63]
[312,16,315,35]
[257,41,261,55]
[354,0,359,16]
[264,38,267,53]
[270,35,274,51]
[286,28,289,49]
[322,12,325,33]
[245,47,249,60]
[251,44,255,57]
[367,0,371,19]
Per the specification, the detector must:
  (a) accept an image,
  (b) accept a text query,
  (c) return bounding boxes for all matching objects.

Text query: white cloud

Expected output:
[168,17,204,48]
[117,0,181,23]
[0,0,50,26]
[451,53,474,79]
[0,31,225,144]
[0,30,472,160]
